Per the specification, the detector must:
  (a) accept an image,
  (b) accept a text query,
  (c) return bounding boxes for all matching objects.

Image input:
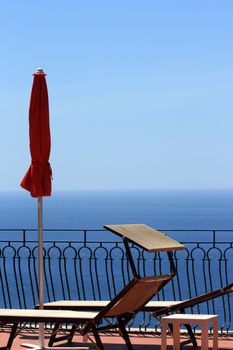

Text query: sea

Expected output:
[1,189,233,236]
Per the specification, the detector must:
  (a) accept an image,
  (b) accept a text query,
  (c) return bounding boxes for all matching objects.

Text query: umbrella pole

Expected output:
[38,196,45,349]
[23,199,88,350]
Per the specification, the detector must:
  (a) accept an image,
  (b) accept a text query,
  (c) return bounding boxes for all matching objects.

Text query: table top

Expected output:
[104,224,185,252]
[162,313,218,321]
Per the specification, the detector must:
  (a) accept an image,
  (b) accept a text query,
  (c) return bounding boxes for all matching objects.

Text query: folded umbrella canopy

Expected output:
[21,69,52,197]
[20,68,52,349]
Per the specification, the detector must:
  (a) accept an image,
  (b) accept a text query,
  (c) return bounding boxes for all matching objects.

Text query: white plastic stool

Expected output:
[161,314,218,350]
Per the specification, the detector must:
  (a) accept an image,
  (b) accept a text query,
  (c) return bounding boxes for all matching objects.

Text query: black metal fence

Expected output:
[0,228,233,332]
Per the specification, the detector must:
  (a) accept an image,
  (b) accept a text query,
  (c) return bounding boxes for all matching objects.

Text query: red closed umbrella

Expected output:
[21,69,52,197]
[20,68,52,349]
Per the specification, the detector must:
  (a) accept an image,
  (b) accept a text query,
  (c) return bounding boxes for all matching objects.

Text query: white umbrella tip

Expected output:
[35,68,44,73]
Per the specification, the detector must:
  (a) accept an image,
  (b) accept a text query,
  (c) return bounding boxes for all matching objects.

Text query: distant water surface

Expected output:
[0,190,233,237]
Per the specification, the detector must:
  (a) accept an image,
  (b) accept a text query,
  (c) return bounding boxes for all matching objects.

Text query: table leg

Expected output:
[161,319,167,350]
[172,322,180,350]
[201,322,209,350]
[212,318,218,350]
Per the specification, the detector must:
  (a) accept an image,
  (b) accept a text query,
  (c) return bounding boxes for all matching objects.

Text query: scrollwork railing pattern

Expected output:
[0,228,233,332]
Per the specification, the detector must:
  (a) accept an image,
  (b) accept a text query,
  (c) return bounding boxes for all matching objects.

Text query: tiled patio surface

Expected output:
[1,328,233,350]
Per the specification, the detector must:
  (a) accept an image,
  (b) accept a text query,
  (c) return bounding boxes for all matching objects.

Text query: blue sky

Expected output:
[0,1,233,191]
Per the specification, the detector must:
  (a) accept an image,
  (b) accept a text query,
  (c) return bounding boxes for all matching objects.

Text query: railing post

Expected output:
[23,229,26,246]
[213,230,216,247]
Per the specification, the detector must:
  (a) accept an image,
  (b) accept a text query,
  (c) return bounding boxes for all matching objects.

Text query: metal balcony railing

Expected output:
[0,228,233,332]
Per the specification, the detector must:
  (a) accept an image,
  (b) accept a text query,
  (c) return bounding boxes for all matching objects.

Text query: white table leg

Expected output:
[201,322,209,350]
[161,319,167,350]
[172,322,180,350]
[212,318,218,350]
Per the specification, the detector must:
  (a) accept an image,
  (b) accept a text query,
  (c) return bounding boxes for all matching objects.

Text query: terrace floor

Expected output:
[1,328,233,350]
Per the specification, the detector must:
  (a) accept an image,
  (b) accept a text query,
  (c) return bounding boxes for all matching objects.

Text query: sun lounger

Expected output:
[0,275,172,350]
[152,282,233,318]
[0,309,98,350]
[48,275,176,349]
[40,224,185,348]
